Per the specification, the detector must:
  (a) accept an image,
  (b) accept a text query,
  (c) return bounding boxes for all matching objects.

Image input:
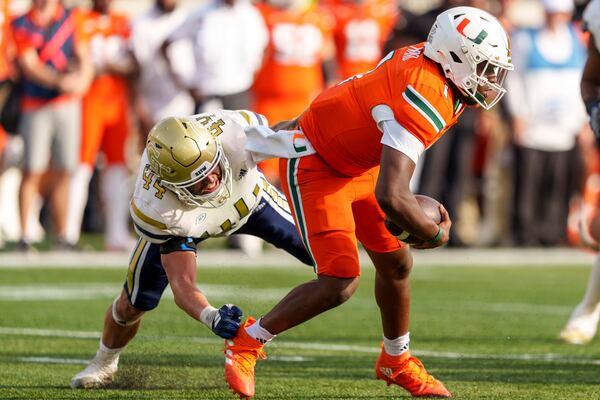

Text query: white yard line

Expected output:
[18,356,89,365]
[0,284,289,301]
[2,326,599,366]
[0,285,574,316]
[0,248,595,269]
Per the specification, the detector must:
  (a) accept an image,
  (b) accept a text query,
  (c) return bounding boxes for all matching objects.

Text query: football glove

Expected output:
[210,304,243,339]
[586,99,600,145]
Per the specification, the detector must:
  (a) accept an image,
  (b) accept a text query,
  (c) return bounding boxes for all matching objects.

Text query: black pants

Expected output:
[511,145,575,246]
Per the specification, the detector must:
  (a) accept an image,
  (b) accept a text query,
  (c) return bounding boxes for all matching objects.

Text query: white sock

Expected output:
[579,255,600,313]
[102,165,132,248]
[383,332,410,356]
[97,340,124,363]
[65,164,93,244]
[245,318,275,344]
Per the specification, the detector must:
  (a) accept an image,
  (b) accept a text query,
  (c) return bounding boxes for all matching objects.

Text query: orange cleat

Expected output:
[224,317,266,399]
[375,345,451,398]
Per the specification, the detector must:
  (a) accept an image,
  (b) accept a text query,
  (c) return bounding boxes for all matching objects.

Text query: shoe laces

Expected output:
[226,342,266,375]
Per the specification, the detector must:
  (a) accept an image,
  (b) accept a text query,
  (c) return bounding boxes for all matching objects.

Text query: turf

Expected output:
[1,261,600,399]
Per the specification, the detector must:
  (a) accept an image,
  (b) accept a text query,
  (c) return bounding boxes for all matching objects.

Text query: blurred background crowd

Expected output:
[0,0,594,253]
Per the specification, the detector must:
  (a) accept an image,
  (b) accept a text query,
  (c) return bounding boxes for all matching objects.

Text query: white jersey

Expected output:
[130,110,274,243]
[584,0,600,51]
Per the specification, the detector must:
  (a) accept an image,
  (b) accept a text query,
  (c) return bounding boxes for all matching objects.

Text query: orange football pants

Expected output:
[81,76,129,166]
[279,154,402,278]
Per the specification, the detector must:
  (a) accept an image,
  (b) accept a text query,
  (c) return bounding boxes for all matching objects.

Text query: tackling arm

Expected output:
[375,145,450,249]
[161,247,243,339]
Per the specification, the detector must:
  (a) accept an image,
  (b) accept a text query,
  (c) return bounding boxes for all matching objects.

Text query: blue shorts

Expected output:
[123,194,312,311]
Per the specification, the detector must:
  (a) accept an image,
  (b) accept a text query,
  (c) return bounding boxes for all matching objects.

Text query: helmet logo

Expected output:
[456,18,488,45]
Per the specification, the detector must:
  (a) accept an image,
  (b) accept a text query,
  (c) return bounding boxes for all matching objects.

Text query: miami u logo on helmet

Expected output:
[456,18,488,44]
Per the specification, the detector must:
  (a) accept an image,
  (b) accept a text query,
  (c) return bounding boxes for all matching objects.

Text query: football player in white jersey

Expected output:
[560,0,600,345]
[70,109,312,388]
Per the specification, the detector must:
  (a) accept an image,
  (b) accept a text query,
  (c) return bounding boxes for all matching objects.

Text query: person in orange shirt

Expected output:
[323,0,396,80]
[253,0,335,186]
[0,0,13,149]
[224,6,513,399]
[66,0,135,251]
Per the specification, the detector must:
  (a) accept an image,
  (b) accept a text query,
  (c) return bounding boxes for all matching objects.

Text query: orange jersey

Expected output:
[0,0,14,81]
[300,43,466,177]
[253,3,335,98]
[328,0,396,79]
[76,9,130,99]
[75,9,131,166]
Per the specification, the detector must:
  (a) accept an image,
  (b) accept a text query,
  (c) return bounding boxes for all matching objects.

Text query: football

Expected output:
[384,195,442,244]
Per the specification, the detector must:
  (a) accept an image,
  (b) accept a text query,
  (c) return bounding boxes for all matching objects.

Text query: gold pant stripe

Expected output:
[127,238,147,295]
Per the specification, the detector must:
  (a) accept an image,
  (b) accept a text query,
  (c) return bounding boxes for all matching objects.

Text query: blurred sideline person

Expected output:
[560,0,600,345]
[323,0,396,80]
[70,109,312,388]
[0,0,18,247]
[505,0,587,247]
[160,0,267,114]
[225,6,513,399]
[252,0,335,188]
[130,0,195,140]
[12,0,93,251]
[66,0,136,251]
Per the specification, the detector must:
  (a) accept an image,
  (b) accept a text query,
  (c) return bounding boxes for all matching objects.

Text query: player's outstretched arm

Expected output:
[161,250,243,339]
[375,145,451,249]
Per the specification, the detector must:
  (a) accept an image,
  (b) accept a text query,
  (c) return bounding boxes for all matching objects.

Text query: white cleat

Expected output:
[559,304,600,345]
[70,355,118,389]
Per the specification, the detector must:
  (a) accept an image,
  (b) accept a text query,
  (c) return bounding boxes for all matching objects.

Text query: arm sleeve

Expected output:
[373,104,424,164]
[159,236,197,254]
[392,81,456,146]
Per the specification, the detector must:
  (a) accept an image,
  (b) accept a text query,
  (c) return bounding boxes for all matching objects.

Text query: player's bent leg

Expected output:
[560,302,600,344]
[375,345,451,398]
[225,275,359,398]
[71,291,145,389]
[560,254,600,344]
[368,248,451,398]
[233,179,313,266]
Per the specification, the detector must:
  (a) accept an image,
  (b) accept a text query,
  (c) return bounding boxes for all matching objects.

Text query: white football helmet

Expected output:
[424,6,513,110]
[146,117,232,208]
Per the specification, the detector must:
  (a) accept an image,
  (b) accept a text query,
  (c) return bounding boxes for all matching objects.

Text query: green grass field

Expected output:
[1,260,600,399]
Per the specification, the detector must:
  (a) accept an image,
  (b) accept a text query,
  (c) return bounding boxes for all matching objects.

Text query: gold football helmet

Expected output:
[146,116,232,207]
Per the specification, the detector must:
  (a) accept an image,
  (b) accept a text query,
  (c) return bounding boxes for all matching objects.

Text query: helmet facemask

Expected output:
[162,140,233,208]
[424,6,514,110]
[460,57,510,110]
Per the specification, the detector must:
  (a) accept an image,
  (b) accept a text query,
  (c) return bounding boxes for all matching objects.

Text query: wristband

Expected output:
[427,227,443,244]
[199,305,218,328]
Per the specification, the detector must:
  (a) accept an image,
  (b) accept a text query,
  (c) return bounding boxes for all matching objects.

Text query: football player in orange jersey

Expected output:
[224,6,513,399]
[323,0,396,80]
[253,0,336,186]
[66,0,135,251]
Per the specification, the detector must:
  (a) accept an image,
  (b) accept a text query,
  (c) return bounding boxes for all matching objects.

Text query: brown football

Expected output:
[384,195,442,244]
